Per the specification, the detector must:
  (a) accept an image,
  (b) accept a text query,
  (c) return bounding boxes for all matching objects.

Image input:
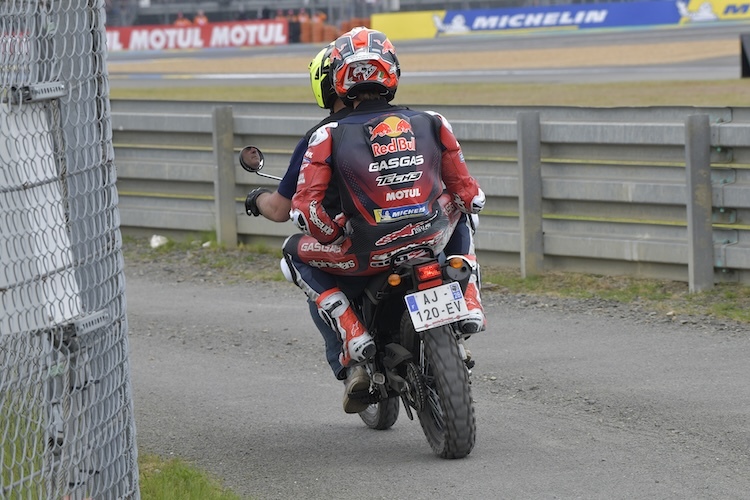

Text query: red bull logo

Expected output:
[372,137,415,157]
[369,115,417,157]
[369,116,413,140]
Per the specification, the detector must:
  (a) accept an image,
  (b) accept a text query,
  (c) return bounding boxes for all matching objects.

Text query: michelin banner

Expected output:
[372,0,750,41]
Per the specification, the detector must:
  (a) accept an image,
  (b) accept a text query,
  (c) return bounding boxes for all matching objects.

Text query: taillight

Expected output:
[415,262,442,282]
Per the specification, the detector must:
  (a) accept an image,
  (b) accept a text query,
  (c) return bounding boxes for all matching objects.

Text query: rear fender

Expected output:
[383,342,412,369]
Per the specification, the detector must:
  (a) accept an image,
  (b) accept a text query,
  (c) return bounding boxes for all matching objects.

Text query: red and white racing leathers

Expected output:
[284,99,484,287]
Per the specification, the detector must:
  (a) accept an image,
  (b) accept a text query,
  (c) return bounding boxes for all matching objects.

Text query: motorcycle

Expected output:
[239,146,477,459]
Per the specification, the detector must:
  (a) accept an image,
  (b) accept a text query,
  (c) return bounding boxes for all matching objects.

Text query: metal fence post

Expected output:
[517,111,544,277]
[213,106,238,248]
[685,114,714,292]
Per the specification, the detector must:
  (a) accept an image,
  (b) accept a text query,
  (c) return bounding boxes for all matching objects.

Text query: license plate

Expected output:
[404,282,471,332]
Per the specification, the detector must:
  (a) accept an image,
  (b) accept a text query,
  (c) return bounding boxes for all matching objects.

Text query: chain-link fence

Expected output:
[1,0,139,498]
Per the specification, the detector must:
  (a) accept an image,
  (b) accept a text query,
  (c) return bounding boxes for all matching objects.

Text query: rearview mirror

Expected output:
[239,145,264,173]
[239,145,282,181]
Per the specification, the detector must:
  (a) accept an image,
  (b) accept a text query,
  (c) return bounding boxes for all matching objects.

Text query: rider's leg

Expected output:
[282,235,375,367]
[315,288,376,367]
[342,365,370,414]
[452,254,485,334]
[307,299,346,380]
[444,213,486,334]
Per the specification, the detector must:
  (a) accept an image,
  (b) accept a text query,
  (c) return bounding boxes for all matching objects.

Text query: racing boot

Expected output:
[342,365,371,414]
[316,288,376,367]
[455,255,486,335]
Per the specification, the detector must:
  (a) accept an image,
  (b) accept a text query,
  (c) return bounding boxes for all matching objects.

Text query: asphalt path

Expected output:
[108,23,748,87]
[127,272,750,499]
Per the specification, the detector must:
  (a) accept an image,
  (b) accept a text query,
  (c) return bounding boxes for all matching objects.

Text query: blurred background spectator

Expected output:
[193,9,209,25]
[287,8,301,43]
[313,10,327,24]
[118,0,626,32]
[173,12,191,26]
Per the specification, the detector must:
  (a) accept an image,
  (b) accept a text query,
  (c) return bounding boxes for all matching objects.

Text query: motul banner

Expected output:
[105,19,288,52]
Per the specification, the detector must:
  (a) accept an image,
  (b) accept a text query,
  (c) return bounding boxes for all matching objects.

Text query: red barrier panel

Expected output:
[105,19,289,52]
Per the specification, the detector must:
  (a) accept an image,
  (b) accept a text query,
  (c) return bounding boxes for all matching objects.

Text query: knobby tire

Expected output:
[359,398,400,430]
[401,313,476,459]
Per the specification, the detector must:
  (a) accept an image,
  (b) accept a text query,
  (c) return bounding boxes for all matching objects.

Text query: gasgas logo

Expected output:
[368,115,416,157]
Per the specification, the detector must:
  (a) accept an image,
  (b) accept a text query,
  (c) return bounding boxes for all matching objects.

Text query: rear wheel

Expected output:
[359,398,400,430]
[401,313,475,459]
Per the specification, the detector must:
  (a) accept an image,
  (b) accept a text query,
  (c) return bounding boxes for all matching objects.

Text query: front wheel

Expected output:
[359,398,400,430]
[401,313,476,459]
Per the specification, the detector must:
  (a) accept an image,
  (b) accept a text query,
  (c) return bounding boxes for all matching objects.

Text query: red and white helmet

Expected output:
[330,27,400,103]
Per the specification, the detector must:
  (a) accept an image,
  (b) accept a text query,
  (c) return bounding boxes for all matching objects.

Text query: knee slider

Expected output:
[280,257,294,283]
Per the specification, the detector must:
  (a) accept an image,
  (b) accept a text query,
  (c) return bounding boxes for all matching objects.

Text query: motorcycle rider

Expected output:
[282,27,486,413]
[247,37,484,413]
[244,43,352,381]
[244,43,349,223]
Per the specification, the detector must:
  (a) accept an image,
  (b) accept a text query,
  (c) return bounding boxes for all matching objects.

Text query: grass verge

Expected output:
[139,454,242,500]
[122,234,285,283]
[482,267,750,324]
[110,80,750,107]
[1,395,44,498]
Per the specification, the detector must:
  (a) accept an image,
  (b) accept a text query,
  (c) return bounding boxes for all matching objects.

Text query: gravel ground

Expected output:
[121,237,748,336]
[124,238,750,499]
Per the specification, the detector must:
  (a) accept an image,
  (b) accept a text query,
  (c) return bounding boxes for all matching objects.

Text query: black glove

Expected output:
[245,188,272,217]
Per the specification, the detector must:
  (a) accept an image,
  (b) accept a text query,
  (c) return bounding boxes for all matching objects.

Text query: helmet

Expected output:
[308,42,338,110]
[330,27,400,103]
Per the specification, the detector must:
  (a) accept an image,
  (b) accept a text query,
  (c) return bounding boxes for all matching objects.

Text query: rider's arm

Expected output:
[254,191,292,222]
[254,137,309,222]
[429,111,486,215]
[290,124,344,244]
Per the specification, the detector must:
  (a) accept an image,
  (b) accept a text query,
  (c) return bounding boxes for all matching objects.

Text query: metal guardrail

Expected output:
[111,100,750,288]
